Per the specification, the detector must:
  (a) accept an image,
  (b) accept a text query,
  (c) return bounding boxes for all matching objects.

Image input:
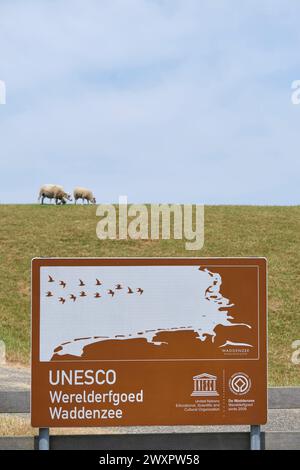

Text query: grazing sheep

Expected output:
[73,187,96,204]
[38,184,58,204]
[38,184,72,205]
[54,186,72,205]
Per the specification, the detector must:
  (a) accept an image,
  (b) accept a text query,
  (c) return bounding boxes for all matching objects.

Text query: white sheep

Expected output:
[73,187,96,204]
[38,184,72,205]
[38,184,58,204]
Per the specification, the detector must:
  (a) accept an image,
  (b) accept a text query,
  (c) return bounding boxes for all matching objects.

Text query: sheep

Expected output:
[38,184,72,205]
[38,184,58,204]
[53,186,72,205]
[73,187,96,204]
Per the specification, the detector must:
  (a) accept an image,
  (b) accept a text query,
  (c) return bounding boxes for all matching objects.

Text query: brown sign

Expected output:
[31,258,267,427]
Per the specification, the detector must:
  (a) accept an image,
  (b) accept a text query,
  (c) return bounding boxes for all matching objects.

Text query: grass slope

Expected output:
[0,204,299,385]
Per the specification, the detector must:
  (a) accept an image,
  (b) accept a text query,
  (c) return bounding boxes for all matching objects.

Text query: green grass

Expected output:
[0,204,299,386]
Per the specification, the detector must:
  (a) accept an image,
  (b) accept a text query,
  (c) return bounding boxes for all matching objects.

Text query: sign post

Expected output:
[38,427,49,451]
[31,258,267,448]
[250,424,261,450]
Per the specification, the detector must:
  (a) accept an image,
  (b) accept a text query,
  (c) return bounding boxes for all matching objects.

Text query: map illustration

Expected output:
[39,265,255,361]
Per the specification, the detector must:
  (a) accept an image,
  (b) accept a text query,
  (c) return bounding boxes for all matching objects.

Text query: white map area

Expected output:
[39,265,252,361]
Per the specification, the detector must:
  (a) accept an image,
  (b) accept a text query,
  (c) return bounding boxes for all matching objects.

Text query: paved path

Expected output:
[125,409,300,433]
[0,365,30,391]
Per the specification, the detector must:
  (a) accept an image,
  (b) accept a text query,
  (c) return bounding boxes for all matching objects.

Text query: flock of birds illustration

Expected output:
[46,275,144,304]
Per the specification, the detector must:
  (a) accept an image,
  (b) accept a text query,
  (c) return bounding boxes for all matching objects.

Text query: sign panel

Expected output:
[31,258,267,427]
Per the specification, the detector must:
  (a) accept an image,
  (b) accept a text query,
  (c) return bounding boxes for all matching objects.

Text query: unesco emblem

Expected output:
[229,372,251,395]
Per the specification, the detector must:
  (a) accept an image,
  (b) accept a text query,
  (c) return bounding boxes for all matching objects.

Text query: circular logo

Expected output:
[229,372,251,395]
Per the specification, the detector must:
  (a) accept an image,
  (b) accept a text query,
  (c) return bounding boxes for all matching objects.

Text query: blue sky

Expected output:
[0,0,300,204]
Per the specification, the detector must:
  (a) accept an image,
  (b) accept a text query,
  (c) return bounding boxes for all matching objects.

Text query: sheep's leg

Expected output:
[41,195,44,205]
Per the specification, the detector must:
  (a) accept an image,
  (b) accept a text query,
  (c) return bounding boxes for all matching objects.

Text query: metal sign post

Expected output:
[250,424,262,450]
[38,427,50,450]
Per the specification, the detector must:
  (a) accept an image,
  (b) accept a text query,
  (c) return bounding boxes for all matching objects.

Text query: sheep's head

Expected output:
[66,193,72,201]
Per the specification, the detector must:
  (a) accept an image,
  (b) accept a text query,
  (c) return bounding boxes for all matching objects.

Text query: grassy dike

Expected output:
[0,204,299,385]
